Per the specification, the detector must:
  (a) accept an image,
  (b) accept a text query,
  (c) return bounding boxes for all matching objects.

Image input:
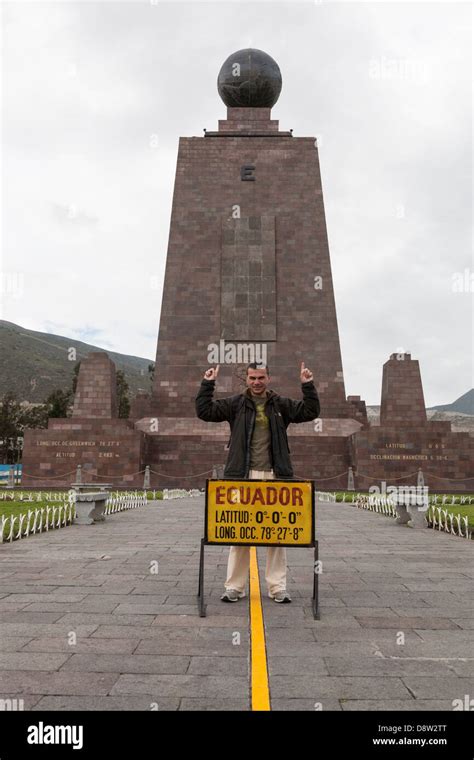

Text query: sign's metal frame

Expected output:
[197,478,320,620]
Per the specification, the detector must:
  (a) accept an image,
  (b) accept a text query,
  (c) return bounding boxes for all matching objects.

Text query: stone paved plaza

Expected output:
[0,497,473,711]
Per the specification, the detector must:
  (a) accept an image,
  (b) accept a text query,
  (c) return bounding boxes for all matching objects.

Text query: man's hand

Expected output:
[300,361,314,383]
[204,365,220,381]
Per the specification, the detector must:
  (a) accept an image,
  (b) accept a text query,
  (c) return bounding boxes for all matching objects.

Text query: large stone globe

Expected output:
[217,48,282,108]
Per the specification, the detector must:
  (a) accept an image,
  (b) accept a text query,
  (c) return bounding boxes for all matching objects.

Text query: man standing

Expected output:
[195,362,320,603]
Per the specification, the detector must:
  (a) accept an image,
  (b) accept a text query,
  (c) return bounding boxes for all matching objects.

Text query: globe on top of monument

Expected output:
[217,48,282,108]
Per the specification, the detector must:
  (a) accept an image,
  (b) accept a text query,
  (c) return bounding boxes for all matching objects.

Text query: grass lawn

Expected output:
[333,491,474,532]
[0,501,60,519]
[0,490,162,541]
[0,500,75,541]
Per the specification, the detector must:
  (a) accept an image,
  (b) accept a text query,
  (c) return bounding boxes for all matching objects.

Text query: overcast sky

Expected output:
[1,0,472,406]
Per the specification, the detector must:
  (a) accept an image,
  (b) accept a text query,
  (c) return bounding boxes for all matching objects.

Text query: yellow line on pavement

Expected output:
[249,546,271,711]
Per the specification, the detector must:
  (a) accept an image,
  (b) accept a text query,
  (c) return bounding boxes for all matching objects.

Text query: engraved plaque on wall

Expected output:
[220,215,276,341]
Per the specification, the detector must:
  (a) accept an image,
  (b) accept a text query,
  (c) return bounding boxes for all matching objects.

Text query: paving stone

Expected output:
[341,607,400,618]
[0,624,98,637]
[187,657,248,675]
[390,606,470,618]
[114,604,198,615]
[341,699,452,711]
[0,637,34,653]
[0,584,59,594]
[0,612,65,624]
[56,613,156,627]
[135,640,247,657]
[114,594,169,605]
[3,593,89,603]
[179,698,249,710]
[339,592,424,607]
[0,601,36,612]
[401,676,474,700]
[0,694,43,710]
[378,642,474,660]
[268,657,328,675]
[0,670,119,695]
[31,578,104,587]
[415,629,474,643]
[23,638,140,654]
[271,698,342,711]
[355,616,459,630]
[451,619,474,629]
[60,654,190,674]
[110,674,248,698]
[269,675,412,700]
[313,628,424,643]
[448,661,474,677]
[0,653,71,671]
[323,656,456,677]
[130,584,179,594]
[32,696,180,710]
[23,599,122,613]
[265,628,315,642]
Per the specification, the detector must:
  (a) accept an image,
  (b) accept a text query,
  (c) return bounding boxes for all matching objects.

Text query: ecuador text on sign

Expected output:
[206,480,314,546]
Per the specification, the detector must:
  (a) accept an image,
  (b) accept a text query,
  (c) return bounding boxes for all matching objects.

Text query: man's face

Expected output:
[246,368,270,396]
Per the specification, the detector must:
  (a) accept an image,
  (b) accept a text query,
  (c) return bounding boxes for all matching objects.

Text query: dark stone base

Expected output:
[22,418,147,488]
[351,422,474,492]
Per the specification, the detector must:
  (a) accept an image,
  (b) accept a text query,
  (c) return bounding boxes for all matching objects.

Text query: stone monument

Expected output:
[22,353,147,487]
[351,353,474,490]
[136,48,366,488]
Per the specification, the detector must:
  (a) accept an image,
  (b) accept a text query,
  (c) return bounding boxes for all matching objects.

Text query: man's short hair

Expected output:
[246,362,270,375]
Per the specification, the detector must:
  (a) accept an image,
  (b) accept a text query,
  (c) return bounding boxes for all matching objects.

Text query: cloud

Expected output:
[2,1,472,406]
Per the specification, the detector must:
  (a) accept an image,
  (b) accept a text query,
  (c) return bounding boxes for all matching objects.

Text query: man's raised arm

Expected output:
[195,365,233,423]
[279,362,321,424]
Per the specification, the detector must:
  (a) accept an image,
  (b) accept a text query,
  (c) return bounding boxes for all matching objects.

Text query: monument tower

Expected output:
[140,49,363,485]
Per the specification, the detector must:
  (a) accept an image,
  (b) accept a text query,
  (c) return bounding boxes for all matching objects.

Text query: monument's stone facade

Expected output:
[22,353,146,487]
[140,64,365,487]
[380,353,427,425]
[72,353,117,418]
[351,354,474,491]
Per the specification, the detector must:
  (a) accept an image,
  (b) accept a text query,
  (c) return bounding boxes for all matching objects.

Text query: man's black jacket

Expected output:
[195,379,320,479]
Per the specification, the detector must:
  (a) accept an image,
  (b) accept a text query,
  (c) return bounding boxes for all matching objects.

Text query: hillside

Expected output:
[427,389,474,415]
[366,406,474,434]
[0,320,154,403]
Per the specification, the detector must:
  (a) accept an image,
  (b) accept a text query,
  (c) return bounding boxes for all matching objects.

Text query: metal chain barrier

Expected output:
[149,468,213,479]
[21,470,77,480]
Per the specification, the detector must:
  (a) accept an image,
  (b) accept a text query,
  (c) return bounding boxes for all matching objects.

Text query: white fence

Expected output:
[431,494,474,506]
[105,492,147,514]
[351,494,471,540]
[162,488,204,500]
[315,491,337,502]
[0,491,70,503]
[355,494,398,518]
[1,491,148,543]
[0,503,76,543]
[426,506,471,540]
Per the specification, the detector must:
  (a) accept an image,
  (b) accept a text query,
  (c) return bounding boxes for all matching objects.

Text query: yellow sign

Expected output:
[205,479,314,546]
